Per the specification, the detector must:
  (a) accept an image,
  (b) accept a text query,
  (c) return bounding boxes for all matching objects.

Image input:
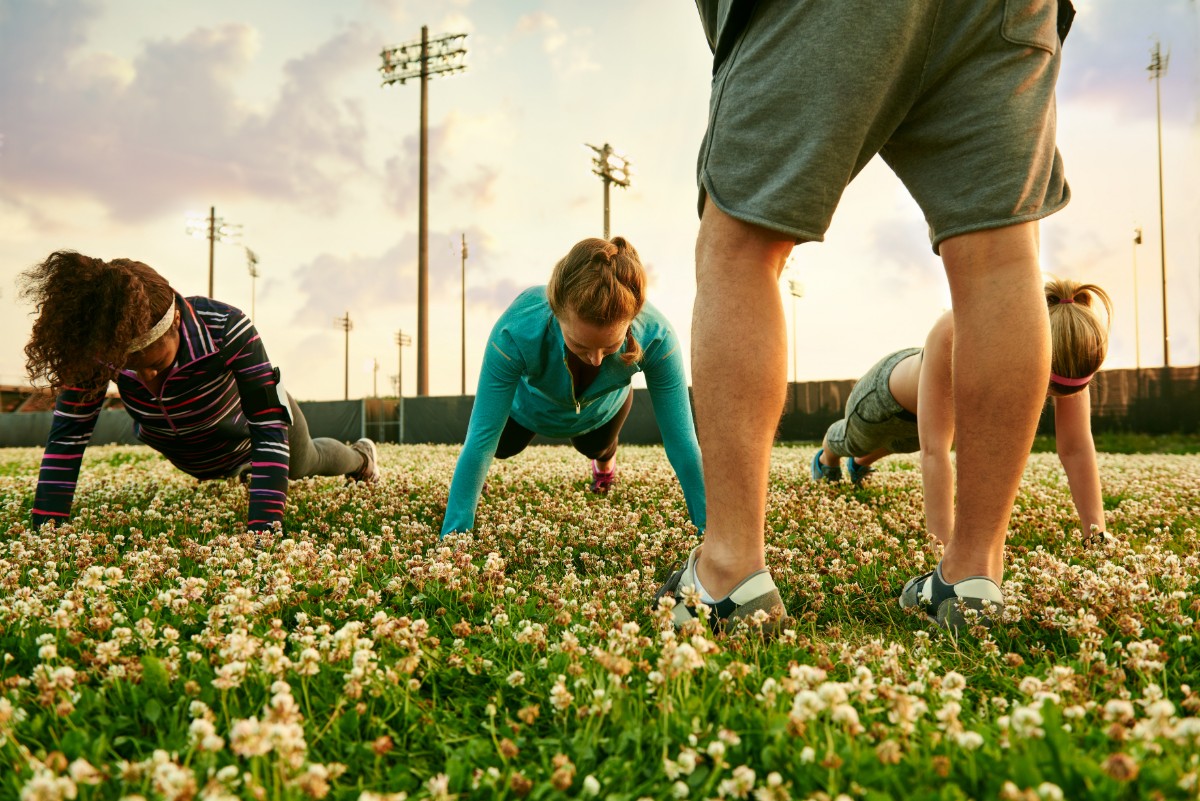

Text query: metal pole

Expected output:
[373,358,379,398]
[343,313,350,401]
[399,336,405,443]
[791,294,798,411]
[1151,41,1170,367]
[208,206,216,297]
[461,233,468,395]
[417,25,430,396]
[1133,228,1142,372]
[603,175,611,239]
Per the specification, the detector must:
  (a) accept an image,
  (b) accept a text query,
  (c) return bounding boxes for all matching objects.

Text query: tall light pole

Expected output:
[586,143,631,239]
[1148,40,1170,367]
[788,278,805,411]
[396,330,412,443]
[460,233,468,396]
[185,206,241,298]
[380,27,468,397]
[336,312,353,401]
[1132,227,1143,372]
[245,248,260,319]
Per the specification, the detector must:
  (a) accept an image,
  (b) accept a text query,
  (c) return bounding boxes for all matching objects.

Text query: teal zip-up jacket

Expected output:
[442,286,706,535]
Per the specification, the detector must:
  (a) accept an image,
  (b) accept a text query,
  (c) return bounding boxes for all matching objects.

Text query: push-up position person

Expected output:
[442,236,705,536]
[815,278,1112,544]
[658,0,1076,632]
[22,251,377,536]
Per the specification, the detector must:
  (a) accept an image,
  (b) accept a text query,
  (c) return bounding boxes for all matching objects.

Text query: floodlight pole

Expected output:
[245,248,260,319]
[337,312,353,401]
[380,26,468,396]
[1149,40,1170,367]
[208,207,216,297]
[587,143,631,239]
[788,278,804,410]
[396,330,412,442]
[185,207,241,298]
[1133,228,1143,373]
[461,233,468,395]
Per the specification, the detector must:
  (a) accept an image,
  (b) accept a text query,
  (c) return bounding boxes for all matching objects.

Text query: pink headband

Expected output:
[1050,372,1093,387]
[1057,298,1075,304]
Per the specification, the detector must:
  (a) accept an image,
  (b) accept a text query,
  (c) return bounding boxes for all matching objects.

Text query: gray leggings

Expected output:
[286,394,364,478]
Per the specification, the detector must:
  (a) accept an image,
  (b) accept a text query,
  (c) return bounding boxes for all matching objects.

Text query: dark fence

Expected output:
[2,366,1196,448]
[0,400,365,448]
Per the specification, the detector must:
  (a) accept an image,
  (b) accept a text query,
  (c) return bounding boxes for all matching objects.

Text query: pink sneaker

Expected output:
[590,460,616,494]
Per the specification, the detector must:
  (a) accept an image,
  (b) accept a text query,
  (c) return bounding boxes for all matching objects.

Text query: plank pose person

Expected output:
[442,236,705,536]
[21,251,378,535]
[814,278,1112,544]
[657,0,1077,632]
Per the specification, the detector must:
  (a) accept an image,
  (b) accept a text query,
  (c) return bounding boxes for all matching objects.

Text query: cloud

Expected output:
[513,11,597,75]
[290,224,513,321]
[381,121,451,216]
[1058,0,1198,125]
[453,163,499,208]
[0,2,374,220]
[863,216,944,294]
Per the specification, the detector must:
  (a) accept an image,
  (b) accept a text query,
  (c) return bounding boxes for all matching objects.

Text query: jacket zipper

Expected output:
[564,357,580,414]
[137,369,180,434]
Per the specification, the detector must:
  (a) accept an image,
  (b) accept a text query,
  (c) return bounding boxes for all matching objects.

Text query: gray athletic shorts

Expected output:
[825,348,922,457]
[696,0,1069,252]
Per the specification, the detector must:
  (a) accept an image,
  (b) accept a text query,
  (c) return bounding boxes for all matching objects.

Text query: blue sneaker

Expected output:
[845,457,875,485]
[811,449,842,482]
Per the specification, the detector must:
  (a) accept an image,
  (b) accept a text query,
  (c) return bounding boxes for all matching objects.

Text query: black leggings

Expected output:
[495,390,634,462]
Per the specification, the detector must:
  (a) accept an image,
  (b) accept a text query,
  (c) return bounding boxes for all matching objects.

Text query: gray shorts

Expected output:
[697,0,1069,252]
[824,348,922,457]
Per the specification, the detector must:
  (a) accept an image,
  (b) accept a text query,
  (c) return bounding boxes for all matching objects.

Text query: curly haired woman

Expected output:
[21,250,377,535]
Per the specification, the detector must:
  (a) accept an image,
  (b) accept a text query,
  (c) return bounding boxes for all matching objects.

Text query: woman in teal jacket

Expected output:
[442,236,705,535]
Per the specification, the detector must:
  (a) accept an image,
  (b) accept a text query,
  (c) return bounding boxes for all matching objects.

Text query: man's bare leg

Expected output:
[692,201,795,598]
[938,222,1049,584]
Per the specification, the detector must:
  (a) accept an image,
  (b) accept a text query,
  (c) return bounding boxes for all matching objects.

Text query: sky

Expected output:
[1,0,1197,401]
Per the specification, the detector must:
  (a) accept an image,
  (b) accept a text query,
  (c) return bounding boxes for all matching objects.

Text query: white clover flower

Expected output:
[550,676,574,711]
[717,765,755,799]
[1037,782,1064,801]
[953,730,984,750]
[581,775,600,796]
[671,780,690,798]
[67,759,102,785]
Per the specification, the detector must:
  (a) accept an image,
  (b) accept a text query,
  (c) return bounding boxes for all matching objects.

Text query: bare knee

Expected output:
[696,199,796,284]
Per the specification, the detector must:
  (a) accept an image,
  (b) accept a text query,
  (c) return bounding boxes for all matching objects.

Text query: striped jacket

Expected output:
[32,295,291,531]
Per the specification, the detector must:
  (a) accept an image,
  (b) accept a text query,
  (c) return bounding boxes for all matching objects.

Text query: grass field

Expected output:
[1,444,1199,800]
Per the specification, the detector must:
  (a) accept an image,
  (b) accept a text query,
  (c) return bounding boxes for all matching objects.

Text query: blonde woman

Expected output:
[810,278,1112,626]
[442,237,705,536]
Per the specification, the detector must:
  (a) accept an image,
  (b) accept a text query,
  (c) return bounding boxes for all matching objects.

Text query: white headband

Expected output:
[126,301,176,353]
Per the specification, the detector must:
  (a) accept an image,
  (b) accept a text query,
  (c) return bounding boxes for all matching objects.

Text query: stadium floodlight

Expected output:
[379,26,468,397]
[586,143,632,239]
[335,312,353,401]
[245,248,260,319]
[1147,40,1170,367]
[184,207,242,297]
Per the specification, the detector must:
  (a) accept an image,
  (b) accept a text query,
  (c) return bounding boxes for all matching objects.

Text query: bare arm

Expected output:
[1053,390,1106,538]
[918,313,956,545]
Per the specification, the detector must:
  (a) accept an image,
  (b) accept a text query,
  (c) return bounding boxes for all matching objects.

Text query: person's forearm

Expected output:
[1060,451,1105,536]
[921,451,955,545]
